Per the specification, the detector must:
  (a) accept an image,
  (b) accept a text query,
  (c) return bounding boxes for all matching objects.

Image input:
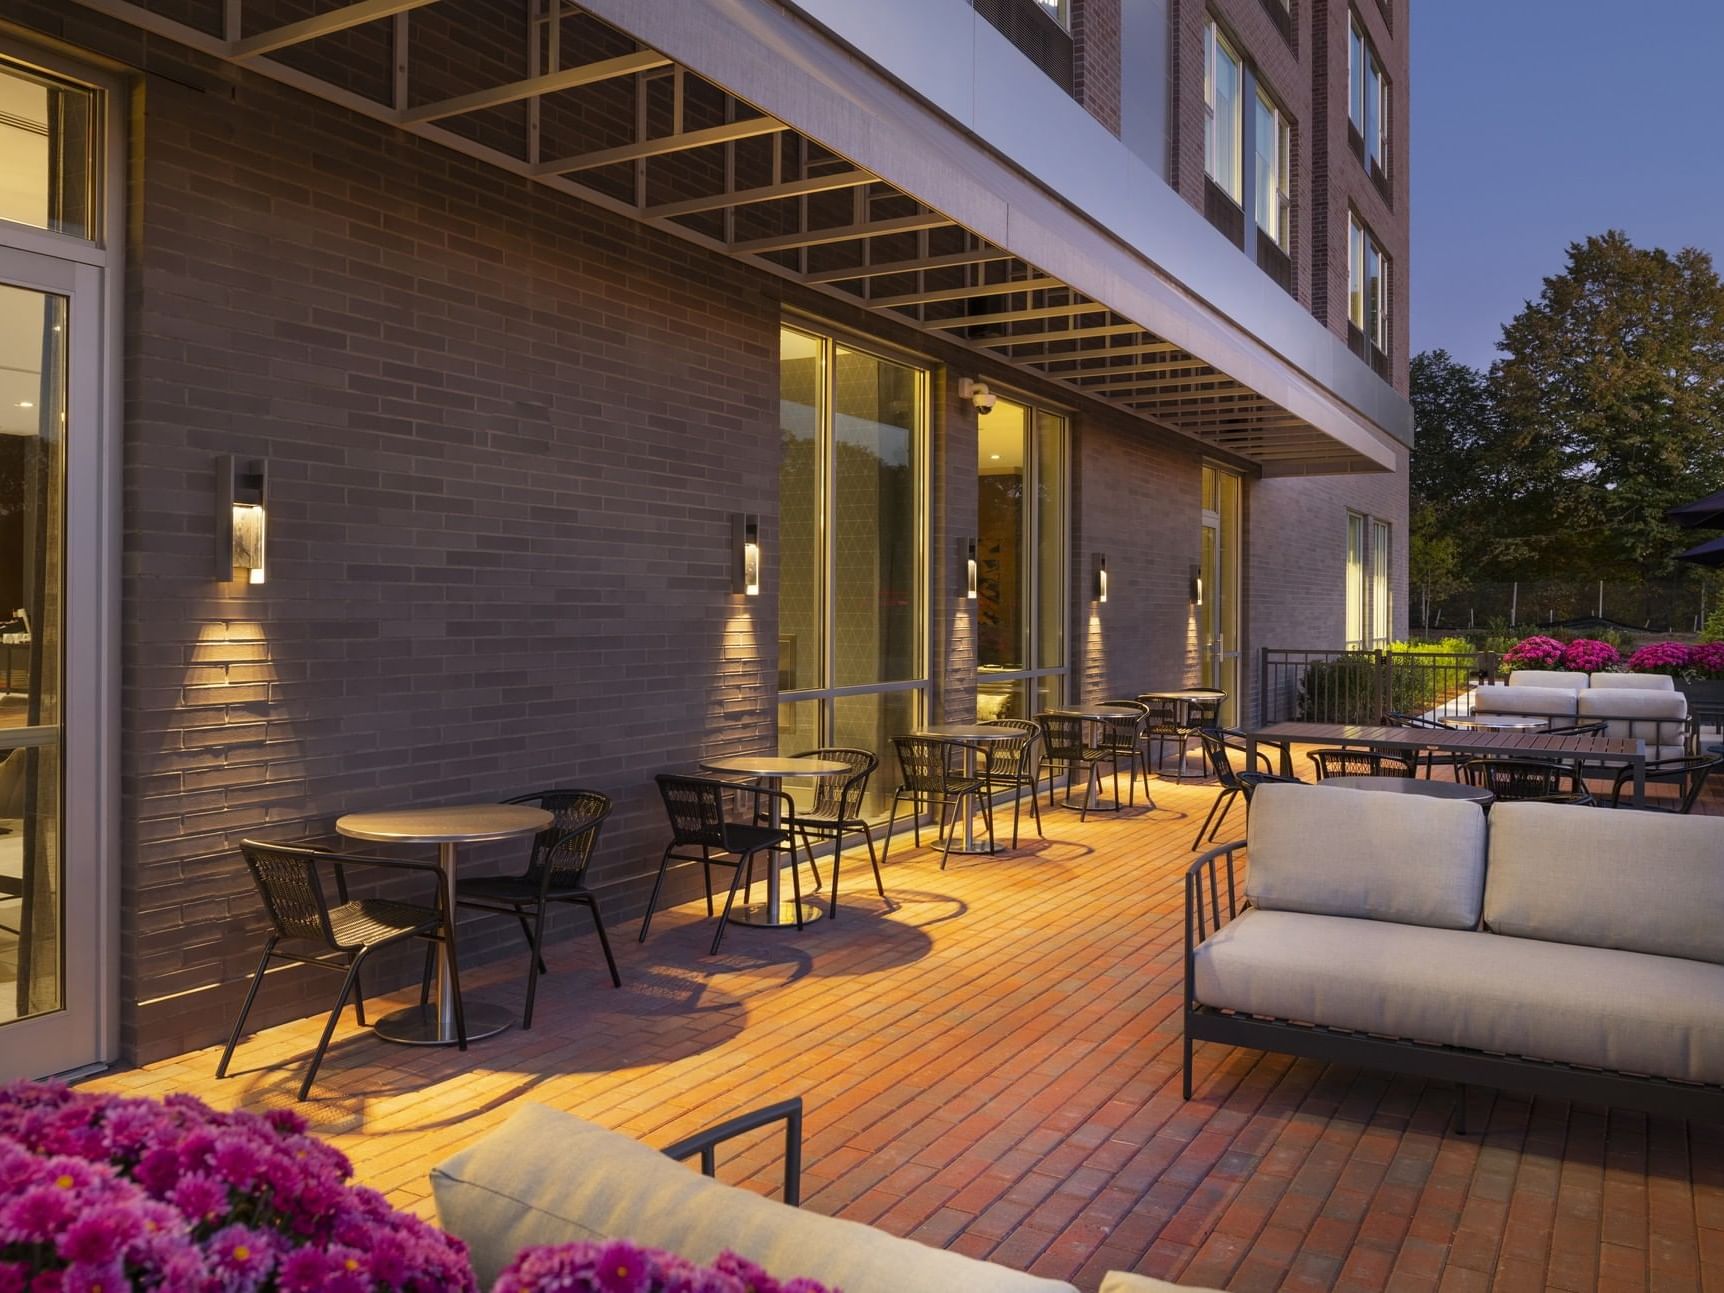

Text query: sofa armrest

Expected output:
[1186,841,1245,1012]
[661,1097,803,1206]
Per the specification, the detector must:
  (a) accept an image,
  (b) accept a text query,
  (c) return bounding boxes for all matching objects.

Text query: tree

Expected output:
[1409,349,1503,590]
[1491,230,1724,581]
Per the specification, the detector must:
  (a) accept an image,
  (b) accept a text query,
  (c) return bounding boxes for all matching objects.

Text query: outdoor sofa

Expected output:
[433,1101,1214,1292]
[1184,784,1724,1128]
[1474,681,1691,760]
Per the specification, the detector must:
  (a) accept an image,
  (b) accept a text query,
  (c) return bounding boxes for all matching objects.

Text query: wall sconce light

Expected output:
[732,513,761,596]
[1093,552,1108,604]
[957,377,998,415]
[1190,564,1204,605]
[216,455,268,585]
[961,536,978,599]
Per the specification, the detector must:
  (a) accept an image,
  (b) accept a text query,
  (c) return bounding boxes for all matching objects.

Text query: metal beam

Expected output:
[1070,371,1237,395]
[982,323,1145,347]
[1023,343,1182,370]
[400,50,670,124]
[923,301,1108,331]
[643,169,874,219]
[801,247,1018,283]
[535,117,788,175]
[731,212,952,254]
[868,276,1065,310]
[231,0,438,58]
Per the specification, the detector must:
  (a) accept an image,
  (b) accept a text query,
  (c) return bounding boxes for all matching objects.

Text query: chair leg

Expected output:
[912,792,923,848]
[1193,788,1229,851]
[801,836,822,891]
[880,795,903,867]
[299,955,363,1102]
[521,904,548,1030]
[582,897,622,988]
[939,795,958,870]
[515,909,548,976]
[441,923,469,1052]
[860,823,885,896]
[351,965,366,1028]
[1182,1027,1194,1100]
[827,834,845,920]
[217,939,275,1079]
[978,786,996,853]
[1010,786,1022,848]
[420,942,435,1005]
[638,845,676,943]
[711,859,749,955]
[1028,780,1044,838]
[787,845,805,931]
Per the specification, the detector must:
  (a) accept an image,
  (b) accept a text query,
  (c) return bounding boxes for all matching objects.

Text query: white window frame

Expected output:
[1253,88,1291,248]
[1203,21,1243,204]
[1345,512,1367,651]
[1371,518,1392,646]
[1347,213,1389,355]
[1034,0,1070,29]
[1348,14,1390,175]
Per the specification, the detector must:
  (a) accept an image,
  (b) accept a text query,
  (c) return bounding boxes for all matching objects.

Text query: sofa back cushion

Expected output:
[1246,783,1487,929]
[1588,672,1675,691]
[1472,684,1578,718]
[1485,802,1724,964]
[1577,688,1688,748]
[1507,669,1588,691]
[433,1104,1081,1293]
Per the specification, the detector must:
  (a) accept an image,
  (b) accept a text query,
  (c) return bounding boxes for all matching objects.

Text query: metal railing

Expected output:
[1260,648,1482,725]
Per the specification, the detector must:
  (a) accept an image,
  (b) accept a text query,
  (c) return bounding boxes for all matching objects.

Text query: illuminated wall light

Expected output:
[215,455,268,586]
[961,536,978,600]
[732,513,761,596]
[1093,552,1108,604]
[1190,564,1204,605]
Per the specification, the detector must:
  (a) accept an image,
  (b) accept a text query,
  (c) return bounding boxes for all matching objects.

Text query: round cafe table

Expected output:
[1441,715,1549,732]
[335,803,551,1045]
[1324,775,1494,807]
[913,723,1020,854]
[1043,707,1140,811]
[698,754,850,929]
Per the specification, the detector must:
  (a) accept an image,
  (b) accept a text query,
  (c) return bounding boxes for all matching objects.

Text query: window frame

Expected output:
[1203,20,1244,205]
[1253,87,1292,249]
[1348,13,1390,177]
[1370,518,1392,647]
[1347,212,1390,357]
[1345,512,1368,651]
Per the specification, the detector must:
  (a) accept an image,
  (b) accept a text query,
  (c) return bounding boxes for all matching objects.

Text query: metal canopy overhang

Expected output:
[70,0,1402,475]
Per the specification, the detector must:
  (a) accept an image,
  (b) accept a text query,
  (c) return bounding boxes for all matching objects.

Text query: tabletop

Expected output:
[915,724,1021,741]
[1046,707,1132,721]
[1246,721,1643,761]
[336,803,551,844]
[1138,689,1227,702]
[1441,715,1549,732]
[699,755,851,779]
[1323,775,1495,803]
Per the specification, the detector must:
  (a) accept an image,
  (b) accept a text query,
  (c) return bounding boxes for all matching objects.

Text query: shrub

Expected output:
[1559,638,1621,672]
[1500,635,1565,669]
[494,1242,834,1293]
[1625,641,1692,676]
[1688,641,1724,677]
[0,1081,477,1292]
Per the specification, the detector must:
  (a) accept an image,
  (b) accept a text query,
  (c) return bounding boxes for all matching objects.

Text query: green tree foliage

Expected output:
[1491,230,1724,579]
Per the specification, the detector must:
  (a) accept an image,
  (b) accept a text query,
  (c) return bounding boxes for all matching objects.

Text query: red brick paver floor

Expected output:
[89,772,1724,1292]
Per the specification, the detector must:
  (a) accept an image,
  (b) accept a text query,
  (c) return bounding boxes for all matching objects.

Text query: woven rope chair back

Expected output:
[1183,697,1223,729]
[1036,713,1089,761]
[240,841,335,944]
[655,775,729,847]
[1309,749,1413,779]
[1100,700,1148,749]
[893,737,959,794]
[508,788,612,885]
[1198,730,1240,789]
[982,719,1039,777]
[792,747,877,818]
[1138,698,1182,734]
[1461,759,1578,800]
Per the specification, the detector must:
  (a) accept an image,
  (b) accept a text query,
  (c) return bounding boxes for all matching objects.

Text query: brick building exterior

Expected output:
[0,0,1411,1072]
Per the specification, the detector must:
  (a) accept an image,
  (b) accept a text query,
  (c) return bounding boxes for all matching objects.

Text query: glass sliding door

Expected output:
[976,396,1067,723]
[1199,465,1241,725]
[777,325,926,818]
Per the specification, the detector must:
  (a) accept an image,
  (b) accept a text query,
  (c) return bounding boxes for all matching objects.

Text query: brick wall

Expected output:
[1074,0,1124,136]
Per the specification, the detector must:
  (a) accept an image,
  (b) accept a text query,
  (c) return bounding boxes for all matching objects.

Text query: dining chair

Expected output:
[220,839,466,1101]
[1461,758,1594,805]
[641,774,801,955]
[1381,711,1469,778]
[1608,754,1720,813]
[449,789,616,1030]
[1101,699,1155,807]
[1138,697,1186,779]
[1035,712,1112,820]
[981,718,1045,847]
[1193,729,1281,849]
[882,736,993,868]
[1306,748,1415,780]
[784,747,882,918]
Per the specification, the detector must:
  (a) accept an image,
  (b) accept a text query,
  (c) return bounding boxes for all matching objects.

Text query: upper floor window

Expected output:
[1348,213,1389,361]
[1348,15,1389,179]
[0,60,98,241]
[1253,90,1290,249]
[1034,0,1070,27]
[1203,22,1243,205]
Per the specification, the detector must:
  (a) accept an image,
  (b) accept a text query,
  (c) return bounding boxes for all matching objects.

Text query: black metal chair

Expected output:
[641,774,801,955]
[450,789,616,1030]
[882,736,994,868]
[1176,696,1225,779]
[981,718,1045,847]
[1100,700,1155,807]
[1461,758,1594,805]
[1193,729,1279,849]
[1382,711,1469,779]
[1138,697,1188,779]
[220,839,466,1101]
[1307,748,1415,780]
[785,748,882,918]
[1608,754,1721,813]
[1035,712,1112,820]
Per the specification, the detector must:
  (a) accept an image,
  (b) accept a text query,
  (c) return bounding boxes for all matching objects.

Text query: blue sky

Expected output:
[1410,3,1724,370]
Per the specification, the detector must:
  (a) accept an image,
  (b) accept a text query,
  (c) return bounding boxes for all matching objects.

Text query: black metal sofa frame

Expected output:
[1183,841,1724,1132]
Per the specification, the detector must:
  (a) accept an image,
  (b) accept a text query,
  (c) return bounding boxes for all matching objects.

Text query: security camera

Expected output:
[958,378,998,415]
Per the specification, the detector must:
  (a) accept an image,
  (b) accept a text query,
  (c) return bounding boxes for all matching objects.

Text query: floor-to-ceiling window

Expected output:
[975,395,1067,723]
[1199,465,1241,724]
[777,325,926,817]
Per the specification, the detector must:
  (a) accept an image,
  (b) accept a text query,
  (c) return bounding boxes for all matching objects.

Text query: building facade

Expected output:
[0,0,1410,1074]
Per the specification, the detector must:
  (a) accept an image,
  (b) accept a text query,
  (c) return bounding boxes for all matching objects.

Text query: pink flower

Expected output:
[1689,641,1724,677]
[1627,641,1692,675]
[1560,638,1621,672]
[1502,635,1566,668]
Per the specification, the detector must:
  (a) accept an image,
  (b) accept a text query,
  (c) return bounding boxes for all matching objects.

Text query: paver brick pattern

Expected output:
[88,771,1724,1292]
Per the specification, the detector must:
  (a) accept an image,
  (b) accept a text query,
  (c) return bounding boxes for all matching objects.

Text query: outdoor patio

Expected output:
[84,770,1724,1293]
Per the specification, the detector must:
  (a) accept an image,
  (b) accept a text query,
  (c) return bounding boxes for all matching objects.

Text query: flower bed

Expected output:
[0,1081,477,1292]
[1500,634,1566,669]
[1559,638,1621,672]
[1624,641,1692,677]
[495,1242,834,1293]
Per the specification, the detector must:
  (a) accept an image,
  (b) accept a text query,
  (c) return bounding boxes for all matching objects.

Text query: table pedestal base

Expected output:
[374,1001,513,1046]
[728,898,825,929]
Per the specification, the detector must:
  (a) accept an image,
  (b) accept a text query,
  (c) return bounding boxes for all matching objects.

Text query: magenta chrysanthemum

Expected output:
[495,1242,837,1293]
[1626,641,1692,675]
[1502,635,1566,668]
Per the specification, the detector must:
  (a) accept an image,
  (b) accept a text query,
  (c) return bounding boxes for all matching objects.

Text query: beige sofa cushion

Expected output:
[1588,672,1675,691]
[1507,669,1588,690]
[1485,802,1724,964]
[1578,688,1688,750]
[1246,784,1487,929]
[434,1104,1083,1292]
[1193,908,1724,1084]
[1472,684,1575,718]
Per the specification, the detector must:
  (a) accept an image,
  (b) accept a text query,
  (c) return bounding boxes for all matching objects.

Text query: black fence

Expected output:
[1417,578,1717,636]
[1259,648,1482,726]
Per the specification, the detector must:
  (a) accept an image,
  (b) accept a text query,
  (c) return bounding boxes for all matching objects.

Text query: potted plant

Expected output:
[1625,641,1692,677]
[495,1241,834,1293]
[1500,635,1566,670]
[1682,640,1724,708]
[1559,638,1621,674]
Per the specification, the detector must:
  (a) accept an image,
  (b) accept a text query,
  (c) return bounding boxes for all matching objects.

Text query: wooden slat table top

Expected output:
[1247,721,1644,762]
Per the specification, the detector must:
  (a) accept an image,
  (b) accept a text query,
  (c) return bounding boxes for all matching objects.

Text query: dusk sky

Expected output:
[1410,2,1724,370]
